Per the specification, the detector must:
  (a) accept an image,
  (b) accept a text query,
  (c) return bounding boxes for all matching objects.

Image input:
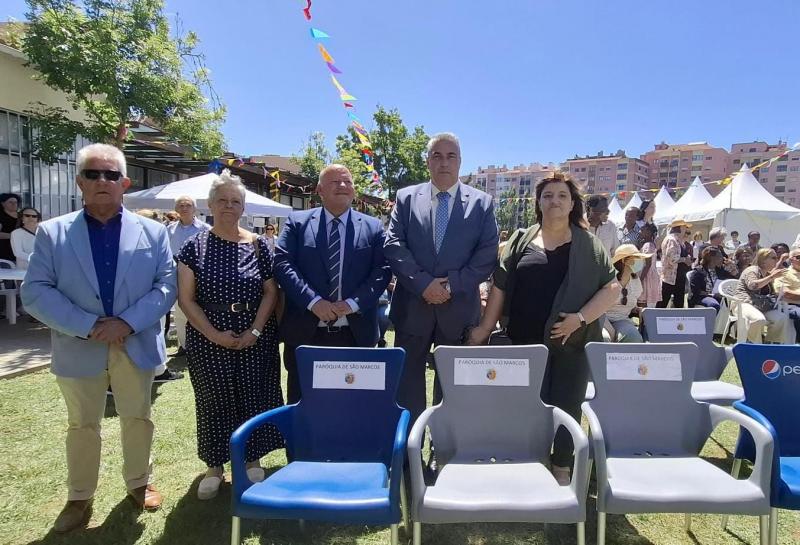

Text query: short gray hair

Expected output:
[426,132,461,156]
[318,163,351,185]
[174,195,197,208]
[76,143,127,177]
[209,169,246,203]
[709,227,726,240]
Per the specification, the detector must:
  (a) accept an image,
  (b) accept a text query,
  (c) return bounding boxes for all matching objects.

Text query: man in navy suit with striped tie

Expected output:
[274,164,391,404]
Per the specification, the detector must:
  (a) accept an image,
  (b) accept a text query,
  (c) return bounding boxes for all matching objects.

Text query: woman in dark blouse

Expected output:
[468,173,620,484]
[0,193,21,262]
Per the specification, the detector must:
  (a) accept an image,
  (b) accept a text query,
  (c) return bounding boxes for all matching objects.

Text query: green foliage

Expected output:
[336,106,429,199]
[22,0,226,163]
[494,188,519,233]
[293,131,332,183]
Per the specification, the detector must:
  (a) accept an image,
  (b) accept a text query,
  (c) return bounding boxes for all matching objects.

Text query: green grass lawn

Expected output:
[1,336,798,545]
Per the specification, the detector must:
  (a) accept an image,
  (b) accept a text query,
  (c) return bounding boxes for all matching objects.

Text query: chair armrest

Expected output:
[709,404,774,495]
[389,409,411,507]
[407,405,439,516]
[230,405,295,500]
[581,402,608,496]
[552,406,590,502]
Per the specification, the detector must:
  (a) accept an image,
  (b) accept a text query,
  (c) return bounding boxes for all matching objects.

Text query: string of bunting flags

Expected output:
[299,1,383,189]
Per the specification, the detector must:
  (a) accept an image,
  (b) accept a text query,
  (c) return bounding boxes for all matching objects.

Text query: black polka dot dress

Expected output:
[178,231,284,467]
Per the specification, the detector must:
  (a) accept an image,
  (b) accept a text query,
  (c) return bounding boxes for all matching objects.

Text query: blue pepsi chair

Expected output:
[229,346,411,544]
[724,344,800,545]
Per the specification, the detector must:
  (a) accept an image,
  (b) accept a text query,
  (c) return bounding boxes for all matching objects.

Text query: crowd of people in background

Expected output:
[13,135,800,535]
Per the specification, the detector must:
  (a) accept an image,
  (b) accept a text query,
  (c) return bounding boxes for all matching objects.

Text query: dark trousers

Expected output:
[786,304,800,343]
[540,351,590,467]
[394,328,461,424]
[283,327,357,405]
[657,277,687,308]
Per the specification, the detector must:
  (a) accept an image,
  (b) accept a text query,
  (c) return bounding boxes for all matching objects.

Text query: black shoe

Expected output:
[154,369,184,383]
[170,346,186,357]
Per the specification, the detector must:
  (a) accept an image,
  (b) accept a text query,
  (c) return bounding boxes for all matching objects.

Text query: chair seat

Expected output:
[236,461,396,523]
[602,457,768,515]
[585,382,595,400]
[690,381,744,406]
[776,457,800,510]
[418,462,583,524]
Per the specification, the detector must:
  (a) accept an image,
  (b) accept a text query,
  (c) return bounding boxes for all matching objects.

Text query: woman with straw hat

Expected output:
[658,217,693,308]
[604,244,652,343]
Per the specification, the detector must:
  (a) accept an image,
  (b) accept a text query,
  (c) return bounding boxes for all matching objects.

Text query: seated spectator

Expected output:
[688,246,734,312]
[774,247,800,343]
[771,242,790,259]
[725,230,740,251]
[735,248,794,344]
[10,207,41,269]
[734,246,754,277]
[603,244,651,343]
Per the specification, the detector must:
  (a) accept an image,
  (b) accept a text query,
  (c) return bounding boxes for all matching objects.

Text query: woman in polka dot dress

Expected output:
[177,170,283,500]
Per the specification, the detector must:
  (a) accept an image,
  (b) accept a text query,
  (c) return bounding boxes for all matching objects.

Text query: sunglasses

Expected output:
[266,227,275,231]
[22,213,39,218]
[81,169,123,182]
[791,256,800,261]
[621,287,629,306]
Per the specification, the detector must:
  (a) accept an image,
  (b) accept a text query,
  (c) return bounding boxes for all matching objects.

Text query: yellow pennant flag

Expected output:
[318,44,335,64]
[269,170,281,182]
[340,93,357,101]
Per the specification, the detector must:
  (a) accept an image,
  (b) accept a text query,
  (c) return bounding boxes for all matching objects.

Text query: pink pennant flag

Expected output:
[303,0,312,20]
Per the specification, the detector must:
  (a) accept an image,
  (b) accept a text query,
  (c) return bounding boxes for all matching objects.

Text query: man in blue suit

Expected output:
[274,164,391,404]
[21,144,176,532]
[385,133,499,422]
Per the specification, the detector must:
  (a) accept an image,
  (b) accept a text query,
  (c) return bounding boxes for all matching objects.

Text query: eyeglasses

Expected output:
[265,227,275,231]
[621,287,629,306]
[22,213,39,218]
[81,169,123,182]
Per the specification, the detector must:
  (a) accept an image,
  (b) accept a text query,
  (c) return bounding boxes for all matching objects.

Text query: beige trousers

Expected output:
[56,345,155,501]
[173,303,187,348]
[737,303,795,345]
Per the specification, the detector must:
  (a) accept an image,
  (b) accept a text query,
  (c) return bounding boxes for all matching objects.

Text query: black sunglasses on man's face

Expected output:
[81,169,123,182]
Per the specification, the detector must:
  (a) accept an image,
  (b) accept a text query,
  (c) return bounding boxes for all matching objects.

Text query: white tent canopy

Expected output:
[651,186,676,221]
[123,173,293,217]
[608,196,624,225]
[623,192,642,212]
[654,177,713,225]
[681,165,800,246]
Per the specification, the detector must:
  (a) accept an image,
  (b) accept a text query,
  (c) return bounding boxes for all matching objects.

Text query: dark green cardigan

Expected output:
[494,224,616,355]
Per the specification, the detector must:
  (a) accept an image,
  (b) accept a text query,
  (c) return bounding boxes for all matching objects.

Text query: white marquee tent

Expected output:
[608,196,624,225]
[654,177,713,225]
[651,186,676,222]
[123,173,293,217]
[680,165,800,246]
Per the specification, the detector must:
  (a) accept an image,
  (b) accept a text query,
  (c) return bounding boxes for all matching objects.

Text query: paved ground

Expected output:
[0,318,51,379]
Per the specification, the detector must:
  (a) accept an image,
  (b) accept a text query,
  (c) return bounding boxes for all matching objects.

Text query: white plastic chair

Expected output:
[718,279,741,343]
[0,258,19,325]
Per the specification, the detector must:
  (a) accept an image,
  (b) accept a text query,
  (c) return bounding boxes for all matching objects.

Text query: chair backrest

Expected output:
[0,259,15,269]
[585,342,711,456]
[733,343,800,457]
[641,307,728,381]
[429,344,552,464]
[292,346,406,465]
[718,278,740,302]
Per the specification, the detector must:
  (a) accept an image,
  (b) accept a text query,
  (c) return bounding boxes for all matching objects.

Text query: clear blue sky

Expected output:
[4,0,799,173]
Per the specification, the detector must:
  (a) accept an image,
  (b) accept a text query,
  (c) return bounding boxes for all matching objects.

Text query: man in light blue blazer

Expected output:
[385,133,499,423]
[21,144,176,532]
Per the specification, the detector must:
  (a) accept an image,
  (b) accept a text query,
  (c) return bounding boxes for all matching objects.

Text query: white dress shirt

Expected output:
[306,208,359,326]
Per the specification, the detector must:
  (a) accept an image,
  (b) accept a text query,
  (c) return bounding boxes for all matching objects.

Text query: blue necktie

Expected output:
[435,191,450,253]
[327,217,342,301]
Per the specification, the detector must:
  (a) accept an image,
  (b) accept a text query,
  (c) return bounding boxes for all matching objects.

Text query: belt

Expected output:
[317,324,350,333]
[200,301,259,313]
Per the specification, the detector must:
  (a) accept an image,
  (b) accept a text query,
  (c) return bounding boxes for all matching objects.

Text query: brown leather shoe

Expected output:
[53,498,92,533]
[127,484,162,511]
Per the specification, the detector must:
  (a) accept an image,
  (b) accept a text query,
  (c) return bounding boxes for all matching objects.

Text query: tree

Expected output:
[293,131,332,182]
[22,0,226,163]
[336,106,429,199]
[494,189,518,234]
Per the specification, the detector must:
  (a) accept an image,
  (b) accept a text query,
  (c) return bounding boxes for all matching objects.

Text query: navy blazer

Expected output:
[384,182,498,339]
[273,207,391,347]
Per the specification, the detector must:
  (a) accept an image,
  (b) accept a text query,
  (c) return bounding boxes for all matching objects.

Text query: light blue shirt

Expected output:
[166,217,210,257]
[307,207,359,326]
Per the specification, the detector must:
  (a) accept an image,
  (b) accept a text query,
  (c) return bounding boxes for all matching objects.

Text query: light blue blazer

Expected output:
[21,208,177,378]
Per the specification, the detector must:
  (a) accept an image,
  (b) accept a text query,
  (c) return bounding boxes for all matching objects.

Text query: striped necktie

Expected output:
[327,217,342,301]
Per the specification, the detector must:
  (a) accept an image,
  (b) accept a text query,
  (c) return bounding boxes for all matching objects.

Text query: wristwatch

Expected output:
[576,312,587,327]
[250,328,261,338]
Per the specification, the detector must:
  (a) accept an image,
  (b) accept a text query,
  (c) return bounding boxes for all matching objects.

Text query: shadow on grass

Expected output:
[24,498,145,545]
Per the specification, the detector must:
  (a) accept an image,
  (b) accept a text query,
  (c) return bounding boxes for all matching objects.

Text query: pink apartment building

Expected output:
[468,162,559,199]
[640,142,729,195]
[729,141,800,206]
[560,150,649,194]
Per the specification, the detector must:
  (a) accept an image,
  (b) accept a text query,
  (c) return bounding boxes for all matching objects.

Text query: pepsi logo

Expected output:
[761,360,781,380]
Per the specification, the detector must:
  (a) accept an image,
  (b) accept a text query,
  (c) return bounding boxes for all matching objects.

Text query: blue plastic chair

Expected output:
[229,346,411,545]
[725,344,800,545]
